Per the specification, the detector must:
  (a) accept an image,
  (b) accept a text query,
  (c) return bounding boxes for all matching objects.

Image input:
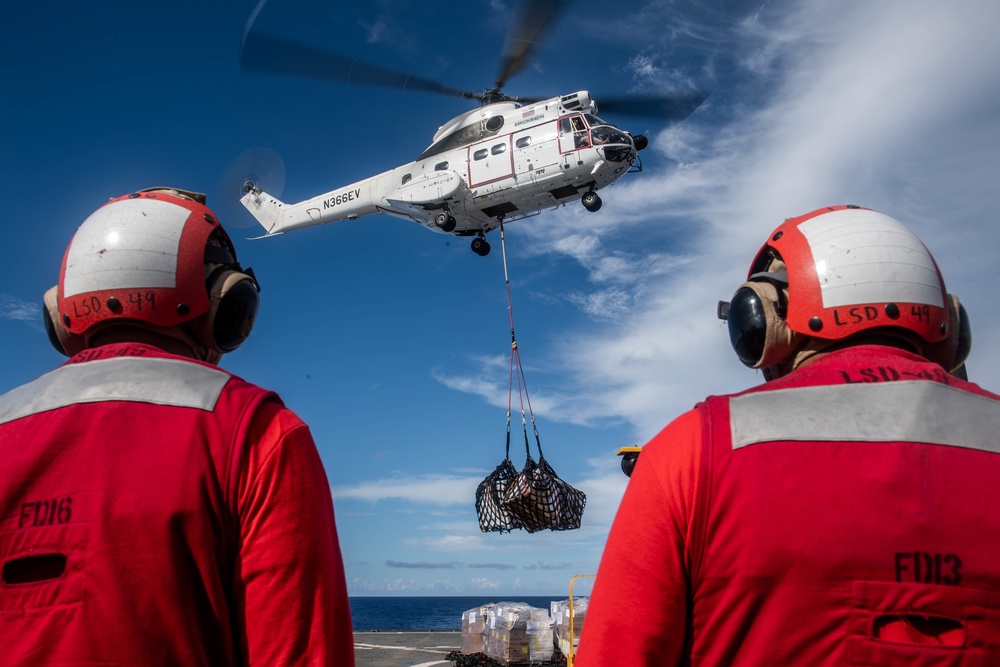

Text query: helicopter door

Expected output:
[468,136,514,189]
[559,115,590,154]
[513,123,559,193]
[513,123,558,172]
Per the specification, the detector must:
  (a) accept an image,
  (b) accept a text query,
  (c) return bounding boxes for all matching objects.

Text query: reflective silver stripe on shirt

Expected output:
[0,356,230,426]
[730,381,1000,454]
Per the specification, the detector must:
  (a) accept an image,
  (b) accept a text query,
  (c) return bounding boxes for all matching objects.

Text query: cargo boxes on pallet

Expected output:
[550,597,588,658]
[461,601,554,665]
[460,604,494,655]
[486,602,553,664]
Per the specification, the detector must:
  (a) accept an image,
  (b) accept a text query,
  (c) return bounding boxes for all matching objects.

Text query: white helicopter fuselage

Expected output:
[241,91,641,251]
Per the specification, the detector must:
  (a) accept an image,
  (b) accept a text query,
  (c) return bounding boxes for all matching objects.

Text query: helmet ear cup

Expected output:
[726,280,803,371]
[205,268,260,353]
[954,298,972,370]
[726,284,769,367]
[43,286,86,357]
[923,294,971,374]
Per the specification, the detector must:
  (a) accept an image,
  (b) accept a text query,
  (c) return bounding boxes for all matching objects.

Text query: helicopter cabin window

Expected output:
[435,161,449,171]
[474,149,489,160]
[491,143,507,155]
[515,136,531,149]
[417,115,506,161]
[401,173,412,185]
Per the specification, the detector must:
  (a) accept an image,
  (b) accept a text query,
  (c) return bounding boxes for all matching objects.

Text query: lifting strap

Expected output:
[500,220,544,464]
[474,223,586,533]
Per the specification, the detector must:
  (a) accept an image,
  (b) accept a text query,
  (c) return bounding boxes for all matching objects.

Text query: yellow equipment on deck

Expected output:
[565,574,595,667]
[616,446,642,477]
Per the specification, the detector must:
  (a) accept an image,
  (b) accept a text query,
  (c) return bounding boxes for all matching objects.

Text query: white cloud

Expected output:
[565,287,632,321]
[434,534,496,553]
[628,54,659,80]
[575,459,630,529]
[1,295,41,322]
[430,370,505,408]
[470,577,502,590]
[430,363,569,423]
[332,473,480,505]
[348,577,463,594]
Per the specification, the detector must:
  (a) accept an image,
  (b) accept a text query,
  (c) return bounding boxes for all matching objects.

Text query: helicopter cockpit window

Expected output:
[515,136,531,148]
[591,125,631,146]
[585,114,613,128]
[401,173,412,185]
[590,124,634,162]
[491,143,507,155]
[435,161,449,171]
[474,149,489,160]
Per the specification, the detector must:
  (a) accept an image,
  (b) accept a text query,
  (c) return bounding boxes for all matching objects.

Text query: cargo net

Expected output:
[476,426,587,534]
[476,222,586,534]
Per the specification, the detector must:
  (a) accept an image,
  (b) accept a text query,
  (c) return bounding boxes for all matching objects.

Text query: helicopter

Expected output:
[238,1,708,256]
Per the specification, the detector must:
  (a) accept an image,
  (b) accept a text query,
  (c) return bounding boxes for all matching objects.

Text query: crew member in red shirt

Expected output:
[577,206,1000,665]
[0,188,355,666]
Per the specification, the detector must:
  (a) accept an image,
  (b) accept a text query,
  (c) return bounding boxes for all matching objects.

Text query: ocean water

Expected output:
[349,596,565,631]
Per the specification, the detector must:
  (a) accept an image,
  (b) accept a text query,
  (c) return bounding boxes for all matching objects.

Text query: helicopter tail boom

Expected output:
[240,179,381,236]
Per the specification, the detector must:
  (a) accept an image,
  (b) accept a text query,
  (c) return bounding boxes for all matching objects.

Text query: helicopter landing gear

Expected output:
[582,190,602,212]
[471,236,491,256]
[434,212,457,233]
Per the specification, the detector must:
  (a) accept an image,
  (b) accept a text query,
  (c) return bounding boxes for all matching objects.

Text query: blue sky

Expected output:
[3,0,1000,597]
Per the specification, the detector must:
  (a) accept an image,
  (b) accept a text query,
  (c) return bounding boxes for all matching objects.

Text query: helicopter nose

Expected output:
[633,134,649,151]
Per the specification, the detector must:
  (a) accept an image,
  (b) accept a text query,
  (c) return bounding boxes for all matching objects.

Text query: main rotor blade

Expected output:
[496,0,567,90]
[241,31,477,100]
[596,92,711,123]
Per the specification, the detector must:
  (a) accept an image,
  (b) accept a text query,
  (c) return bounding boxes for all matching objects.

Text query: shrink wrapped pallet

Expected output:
[551,597,588,658]
[525,611,555,663]
[484,602,554,664]
[460,604,494,655]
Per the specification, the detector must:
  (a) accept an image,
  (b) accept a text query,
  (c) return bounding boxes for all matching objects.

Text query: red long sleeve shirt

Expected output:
[578,346,1000,665]
[0,343,354,666]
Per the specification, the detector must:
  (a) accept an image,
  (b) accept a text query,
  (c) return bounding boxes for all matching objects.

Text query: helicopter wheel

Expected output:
[435,212,457,232]
[471,237,491,256]
[582,191,602,212]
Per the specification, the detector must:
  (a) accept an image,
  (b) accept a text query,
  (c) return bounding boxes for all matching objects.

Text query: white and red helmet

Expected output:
[752,205,950,342]
[722,205,969,375]
[47,188,259,358]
